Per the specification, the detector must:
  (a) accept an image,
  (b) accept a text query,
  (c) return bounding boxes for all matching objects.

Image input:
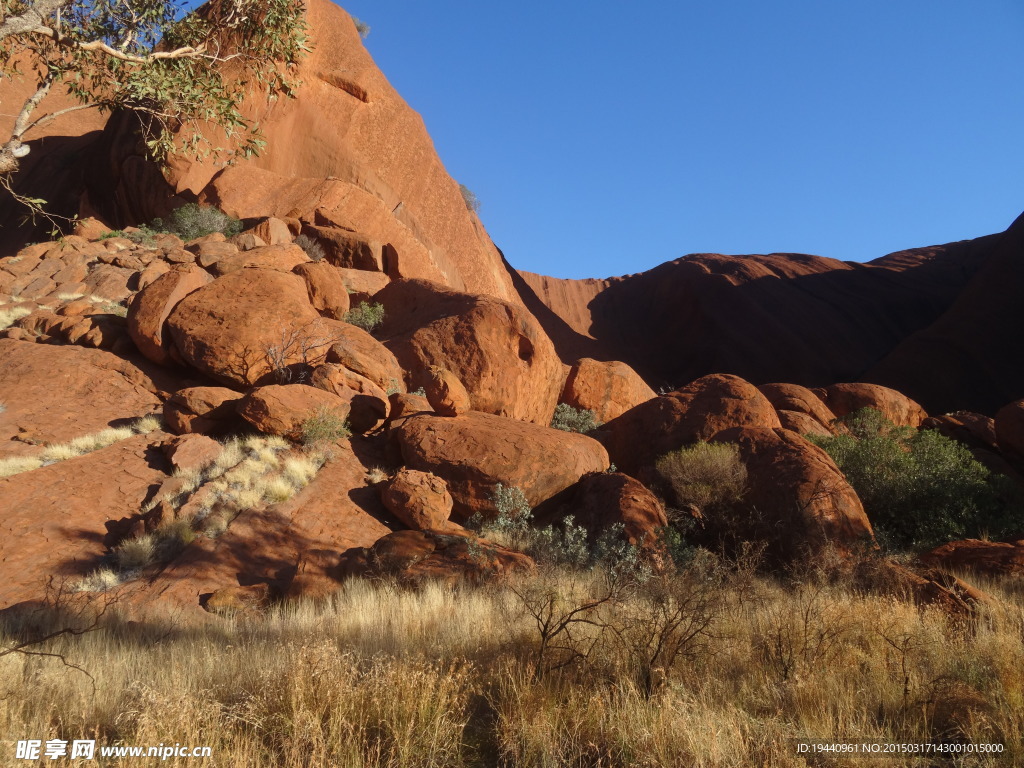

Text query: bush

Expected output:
[152,203,243,241]
[550,403,601,434]
[344,302,385,333]
[352,16,370,38]
[655,441,747,511]
[294,233,326,262]
[300,407,351,445]
[809,408,1016,551]
[458,183,480,214]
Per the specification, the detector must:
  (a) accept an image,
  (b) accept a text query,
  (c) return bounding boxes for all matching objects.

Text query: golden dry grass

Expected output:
[3,566,1022,767]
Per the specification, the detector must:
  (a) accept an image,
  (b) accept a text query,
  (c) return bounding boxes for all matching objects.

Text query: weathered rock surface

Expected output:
[995,399,1024,467]
[380,469,456,532]
[237,384,350,440]
[423,365,471,417]
[293,261,351,320]
[377,279,562,424]
[394,411,609,520]
[209,243,309,276]
[600,374,782,476]
[127,265,212,365]
[919,539,1024,577]
[561,358,656,423]
[758,382,838,433]
[817,382,928,427]
[163,386,243,435]
[324,321,405,393]
[166,268,330,387]
[711,426,875,561]
[309,363,389,433]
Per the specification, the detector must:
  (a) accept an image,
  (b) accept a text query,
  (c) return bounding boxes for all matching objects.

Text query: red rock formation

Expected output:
[380,469,458,533]
[237,384,351,440]
[423,366,472,417]
[561,358,656,423]
[817,382,927,428]
[919,539,1024,577]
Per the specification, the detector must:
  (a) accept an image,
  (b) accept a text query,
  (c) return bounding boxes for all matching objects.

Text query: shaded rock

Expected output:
[229,231,267,251]
[127,265,212,365]
[335,530,533,588]
[301,225,382,270]
[166,268,328,387]
[394,411,609,520]
[777,409,834,438]
[423,365,471,416]
[711,426,876,561]
[862,559,993,619]
[381,469,456,532]
[309,363,389,434]
[237,384,350,441]
[561,358,656,423]
[251,217,293,246]
[377,278,562,424]
[293,261,351,320]
[995,399,1024,467]
[163,386,243,435]
[337,267,390,304]
[919,539,1024,577]
[818,382,927,427]
[601,374,782,476]
[922,412,998,453]
[758,382,838,433]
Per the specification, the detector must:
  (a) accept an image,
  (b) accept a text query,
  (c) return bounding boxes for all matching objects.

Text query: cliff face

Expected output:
[515,217,1021,416]
[1,0,518,302]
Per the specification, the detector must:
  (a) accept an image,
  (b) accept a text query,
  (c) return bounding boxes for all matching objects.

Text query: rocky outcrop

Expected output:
[995,399,1024,468]
[324,322,405,393]
[377,279,562,424]
[561,358,656,423]
[711,426,876,561]
[758,383,838,433]
[393,411,609,520]
[817,382,927,428]
[600,374,782,476]
[293,261,351,320]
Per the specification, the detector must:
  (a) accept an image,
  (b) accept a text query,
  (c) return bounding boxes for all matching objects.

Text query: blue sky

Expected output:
[337,1,1024,280]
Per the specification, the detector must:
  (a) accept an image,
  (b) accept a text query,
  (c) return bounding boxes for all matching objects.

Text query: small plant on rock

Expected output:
[344,301,386,333]
[294,233,326,262]
[550,403,601,434]
[459,183,481,214]
[151,203,243,241]
[300,407,351,445]
[655,441,747,511]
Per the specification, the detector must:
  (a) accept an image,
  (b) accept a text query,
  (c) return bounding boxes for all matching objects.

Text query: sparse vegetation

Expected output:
[809,408,1018,551]
[352,16,371,38]
[344,301,385,333]
[459,183,481,214]
[300,406,351,445]
[550,402,601,434]
[0,304,32,329]
[150,202,243,242]
[655,440,747,510]
[294,233,326,261]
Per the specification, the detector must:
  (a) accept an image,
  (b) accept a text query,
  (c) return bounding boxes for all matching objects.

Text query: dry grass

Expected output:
[0,305,32,330]
[3,565,1022,767]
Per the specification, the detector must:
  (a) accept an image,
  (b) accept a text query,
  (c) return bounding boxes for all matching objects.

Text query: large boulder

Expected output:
[380,469,456,532]
[237,384,350,441]
[376,279,562,424]
[309,363,389,434]
[166,268,333,387]
[758,382,838,434]
[919,539,1024,577]
[711,426,875,561]
[423,365,471,417]
[393,411,610,520]
[127,265,212,365]
[324,321,405,394]
[817,382,927,427]
[538,472,667,552]
[561,358,657,423]
[600,374,782,476]
[208,243,309,276]
[293,261,351,320]
[995,399,1024,467]
[163,386,243,435]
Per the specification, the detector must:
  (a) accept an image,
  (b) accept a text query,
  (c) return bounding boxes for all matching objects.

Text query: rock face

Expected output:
[380,469,456,532]
[538,472,667,552]
[237,385,350,440]
[919,539,1024,577]
[166,268,330,387]
[711,427,875,561]
[561,358,656,423]
[393,411,610,520]
[817,382,928,427]
[600,374,782,476]
[423,366,471,417]
[377,279,563,424]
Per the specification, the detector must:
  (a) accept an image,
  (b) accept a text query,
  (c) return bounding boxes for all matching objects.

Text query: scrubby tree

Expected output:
[0,0,307,202]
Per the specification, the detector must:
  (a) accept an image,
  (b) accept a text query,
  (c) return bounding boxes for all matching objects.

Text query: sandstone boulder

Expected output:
[166,268,330,387]
[600,374,782,476]
[127,265,212,365]
[381,469,456,532]
[309,363,389,434]
[561,358,656,423]
[337,267,390,304]
[301,225,383,270]
[163,386,243,435]
[919,539,1024,577]
[293,261,350,320]
[394,411,609,520]
[324,321,405,393]
[922,411,998,453]
[423,365,471,416]
[377,279,562,424]
[818,382,927,428]
[251,217,293,246]
[758,382,838,433]
[710,426,875,561]
[237,384,350,441]
[995,399,1024,466]
[777,410,834,437]
[209,243,309,276]
[161,434,223,473]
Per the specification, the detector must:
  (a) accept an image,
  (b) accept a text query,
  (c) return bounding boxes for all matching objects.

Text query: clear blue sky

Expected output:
[336,1,1024,280]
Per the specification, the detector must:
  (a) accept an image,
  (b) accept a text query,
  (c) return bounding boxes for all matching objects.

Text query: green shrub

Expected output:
[550,403,601,434]
[809,408,1016,551]
[294,233,326,262]
[300,407,351,445]
[344,302,385,333]
[655,441,747,511]
[152,202,243,241]
[458,183,480,214]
